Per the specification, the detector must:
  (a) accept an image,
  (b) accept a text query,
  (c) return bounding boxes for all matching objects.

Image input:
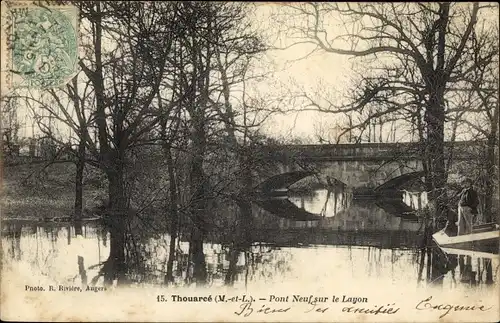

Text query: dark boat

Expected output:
[432,222,499,257]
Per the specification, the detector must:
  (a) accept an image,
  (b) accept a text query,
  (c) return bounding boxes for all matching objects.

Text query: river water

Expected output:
[1,188,498,293]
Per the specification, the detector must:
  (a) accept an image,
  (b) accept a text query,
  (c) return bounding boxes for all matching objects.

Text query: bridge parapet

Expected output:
[254,141,492,189]
[259,141,485,162]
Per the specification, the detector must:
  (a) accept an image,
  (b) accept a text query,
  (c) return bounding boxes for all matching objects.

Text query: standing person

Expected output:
[457,178,480,236]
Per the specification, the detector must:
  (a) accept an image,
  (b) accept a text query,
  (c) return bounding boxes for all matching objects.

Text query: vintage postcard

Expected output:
[1,2,499,322]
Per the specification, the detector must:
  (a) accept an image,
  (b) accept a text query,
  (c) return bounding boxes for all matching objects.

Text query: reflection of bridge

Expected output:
[256,141,480,190]
[252,228,422,249]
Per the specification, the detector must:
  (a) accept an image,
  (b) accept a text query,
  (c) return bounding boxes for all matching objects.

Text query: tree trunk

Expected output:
[424,81,449,231]
[104,168,127,286]
[190,226,207,283]
[225,249,239,285]
[225,201,253,286]
[70,72,85,236]
[74,139,85,236]
[189,122,208,285]
[215,60,254,285]
[239,154,254,246]
[165,146,179,284]
[484,258,493,284]
[225,153,254,285]
[378,119,383,143]
[483,133,497,224]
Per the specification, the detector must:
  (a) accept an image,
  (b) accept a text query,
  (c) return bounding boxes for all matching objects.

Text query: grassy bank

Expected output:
[2,162,105,219]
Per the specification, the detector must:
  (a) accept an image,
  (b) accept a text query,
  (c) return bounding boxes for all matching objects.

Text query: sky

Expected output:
[7,3,356,143]
[250,3,405,143]
[250,3,499,143]
[3,3,498,144]
[244,4,352,142]
[261,47,353,142]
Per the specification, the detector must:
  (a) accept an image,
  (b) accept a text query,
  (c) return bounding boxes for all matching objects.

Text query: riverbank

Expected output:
[2,162,104,219]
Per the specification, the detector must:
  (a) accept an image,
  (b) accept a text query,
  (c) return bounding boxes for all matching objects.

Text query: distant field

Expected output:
[2,162,105,219]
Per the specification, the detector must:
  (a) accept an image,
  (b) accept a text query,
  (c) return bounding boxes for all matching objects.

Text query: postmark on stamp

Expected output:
[2,2,79,89]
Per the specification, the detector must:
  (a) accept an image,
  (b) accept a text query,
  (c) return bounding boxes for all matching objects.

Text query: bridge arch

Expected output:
[254,171,315,193]
[374,171,425,192]
[255,142,477,190]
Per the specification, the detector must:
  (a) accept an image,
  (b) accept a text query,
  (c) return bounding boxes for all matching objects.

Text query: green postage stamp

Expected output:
[2,1,79,89]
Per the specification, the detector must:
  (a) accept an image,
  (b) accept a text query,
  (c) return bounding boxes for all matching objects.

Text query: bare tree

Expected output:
[74,1,179,285]
[165,2,274,285]
[274,3,497,230]
[448,21,499,223]
[1,98,22,157]
[9,1,178,284]
[6,71,98,233]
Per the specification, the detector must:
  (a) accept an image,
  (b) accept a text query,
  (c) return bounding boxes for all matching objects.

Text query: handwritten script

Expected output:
[235,301,291,317]
[234,301,400,317]
[415,296,492,318]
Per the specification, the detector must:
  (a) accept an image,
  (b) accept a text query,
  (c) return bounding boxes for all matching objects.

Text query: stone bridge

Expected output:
[254,141,482,193]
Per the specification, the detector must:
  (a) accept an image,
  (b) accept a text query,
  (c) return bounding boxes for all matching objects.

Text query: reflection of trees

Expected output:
[482,259,494,285]
[320,185,350,217]
[2,223,112,288]
[4,223,22,260]
[428,247,457,285]
[96,214,293,287]
[416,242,495,288]
[224,202,255,286]
[366,247,381,278]
[458,256,495,286]
[240,246,293,286]
[458,255,476,285]
[402,190,427,210]
[4,221,496,292]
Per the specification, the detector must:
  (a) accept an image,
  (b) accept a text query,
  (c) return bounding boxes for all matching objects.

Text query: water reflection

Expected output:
[1,222,498,291]
[288,188,351,217]
[0,223,292,288]
[402,190,428,210]
[264,181,428,224]
[259,197,424,232]
[4,222,22,260]
[417,244,497,290]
